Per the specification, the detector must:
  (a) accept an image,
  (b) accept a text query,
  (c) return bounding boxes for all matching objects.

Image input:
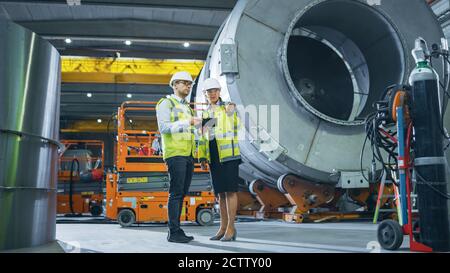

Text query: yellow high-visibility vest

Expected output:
[198,103,240,163]
[156,96,196,160]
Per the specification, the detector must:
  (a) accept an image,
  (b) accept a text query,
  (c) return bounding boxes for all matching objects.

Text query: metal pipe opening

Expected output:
[283,0,405,125]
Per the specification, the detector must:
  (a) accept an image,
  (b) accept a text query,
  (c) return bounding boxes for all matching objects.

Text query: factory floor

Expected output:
[54,217,410,253]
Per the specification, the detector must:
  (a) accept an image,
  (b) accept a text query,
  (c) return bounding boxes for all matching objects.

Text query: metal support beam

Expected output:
[62,72,173,84]
[60,118,157,133]
[58,47,208,60]
[18,19,218,42]
[249,180,291,219]
[1,0,237,11]
[61,83,169,94]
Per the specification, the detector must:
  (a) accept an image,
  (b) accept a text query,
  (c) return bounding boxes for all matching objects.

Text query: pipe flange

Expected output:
[0,128,64,152]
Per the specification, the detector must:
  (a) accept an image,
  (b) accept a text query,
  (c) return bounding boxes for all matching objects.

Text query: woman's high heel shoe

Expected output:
[209,233,225,241]
[220,231,237,242]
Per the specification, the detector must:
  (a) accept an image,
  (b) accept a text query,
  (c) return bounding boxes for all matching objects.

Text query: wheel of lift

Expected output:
[276,174,290,194]
[90,204,103,217]
[117,209,136,228]
[248,179,259,196]
[196,209,214,226]
[377,219,404,250]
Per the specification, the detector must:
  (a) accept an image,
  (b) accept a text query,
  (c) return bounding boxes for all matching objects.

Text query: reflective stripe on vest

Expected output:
[220,144,233,150]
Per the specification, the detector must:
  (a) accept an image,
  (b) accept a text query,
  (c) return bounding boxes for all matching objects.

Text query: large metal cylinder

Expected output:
[198,0,447,186]
[410,65,449,251]
[0,21,61,250]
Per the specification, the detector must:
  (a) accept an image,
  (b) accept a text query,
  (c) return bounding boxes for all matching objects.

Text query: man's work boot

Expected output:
[167,230,193,243]
[179,229,194,241]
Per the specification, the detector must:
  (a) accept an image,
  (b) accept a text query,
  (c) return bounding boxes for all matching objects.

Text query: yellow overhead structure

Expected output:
[61,57,204,84]
[61,118,158,133]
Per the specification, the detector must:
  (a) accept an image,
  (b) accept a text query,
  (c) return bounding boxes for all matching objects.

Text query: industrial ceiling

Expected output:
[0,0,236,126]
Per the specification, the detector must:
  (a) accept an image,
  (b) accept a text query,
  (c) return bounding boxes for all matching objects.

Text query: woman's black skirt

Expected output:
[208,138,242,194]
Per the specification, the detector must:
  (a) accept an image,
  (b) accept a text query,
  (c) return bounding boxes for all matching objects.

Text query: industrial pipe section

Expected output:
[0,21,61,250]
[198,0,448,187]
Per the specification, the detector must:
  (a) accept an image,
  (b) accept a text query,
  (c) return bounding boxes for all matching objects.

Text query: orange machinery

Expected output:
[106,101,216,227]
[57,140,105,216]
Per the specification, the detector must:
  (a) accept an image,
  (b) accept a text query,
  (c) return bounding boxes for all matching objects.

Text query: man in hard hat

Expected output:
[156,71,202,243]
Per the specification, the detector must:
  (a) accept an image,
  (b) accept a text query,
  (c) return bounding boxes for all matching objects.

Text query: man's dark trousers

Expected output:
[166,156,194,234]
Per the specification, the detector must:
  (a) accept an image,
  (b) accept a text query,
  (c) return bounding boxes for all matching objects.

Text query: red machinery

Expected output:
[57,140,104,216]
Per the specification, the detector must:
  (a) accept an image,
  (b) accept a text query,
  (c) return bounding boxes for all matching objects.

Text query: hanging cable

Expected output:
[414,168,450,200]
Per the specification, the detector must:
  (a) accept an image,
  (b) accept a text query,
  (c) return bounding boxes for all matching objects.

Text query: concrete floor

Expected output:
[55,218,410,253]
[3,241,65,253]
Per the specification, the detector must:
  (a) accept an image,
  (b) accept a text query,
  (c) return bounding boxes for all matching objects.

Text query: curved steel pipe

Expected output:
[198,0,446,186]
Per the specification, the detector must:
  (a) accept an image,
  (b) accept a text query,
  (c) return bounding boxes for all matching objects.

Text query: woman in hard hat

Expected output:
[198,78,242,242]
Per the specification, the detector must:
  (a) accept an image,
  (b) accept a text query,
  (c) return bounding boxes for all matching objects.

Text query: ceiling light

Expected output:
[183,42,190,48]
[124,40,132,46]
[126,93,132,98]
[65,38,72,44]
[86,93,92,98]
[97,119,102,123]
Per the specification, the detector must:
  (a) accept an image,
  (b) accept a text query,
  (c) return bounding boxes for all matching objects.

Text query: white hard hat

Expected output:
[202,78,221,91]
[169,71,194,87]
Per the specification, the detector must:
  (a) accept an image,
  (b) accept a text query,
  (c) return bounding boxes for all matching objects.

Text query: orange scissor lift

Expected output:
[106,101,216,227]
[57,140,105,216]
